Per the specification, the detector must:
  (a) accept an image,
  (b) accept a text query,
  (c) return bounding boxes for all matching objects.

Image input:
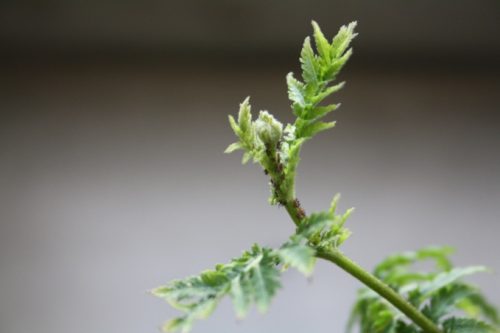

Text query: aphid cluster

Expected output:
[293,198,306,220]
[262,141,305,220]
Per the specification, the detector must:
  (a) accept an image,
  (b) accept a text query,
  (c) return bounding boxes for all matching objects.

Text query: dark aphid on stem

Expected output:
[293,199,306,219]
[277,162,284,174]
[297,208,306,220]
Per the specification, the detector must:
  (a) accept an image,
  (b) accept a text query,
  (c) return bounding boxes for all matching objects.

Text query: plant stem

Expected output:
[272,138,441,332]
[285,201,301,226]
[280,184,441,332]
[316,249,442,333]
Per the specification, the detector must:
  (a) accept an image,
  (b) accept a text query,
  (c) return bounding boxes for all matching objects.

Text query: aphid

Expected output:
[297,208,306,220]
[293,198,306,219]
[293,198,301,208]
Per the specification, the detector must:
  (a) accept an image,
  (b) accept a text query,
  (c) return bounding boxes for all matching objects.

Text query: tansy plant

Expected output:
[151,21,499,333]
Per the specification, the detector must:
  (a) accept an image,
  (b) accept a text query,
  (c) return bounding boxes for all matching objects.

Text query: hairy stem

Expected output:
[264,143,305,227]
[317,249,442,333]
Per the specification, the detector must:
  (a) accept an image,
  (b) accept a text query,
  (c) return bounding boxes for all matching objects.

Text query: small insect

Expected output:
[293,199,306,219]
[293,198,301,208]
[297,208,306,220]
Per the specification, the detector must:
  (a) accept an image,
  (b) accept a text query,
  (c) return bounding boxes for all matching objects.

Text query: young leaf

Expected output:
[442,317,495,333]
[278,236,316,276]
[331,21,358,59]
[286,72,306,111]
[224,142,242,153]
[312,20,331,63]
[300,37,319,85]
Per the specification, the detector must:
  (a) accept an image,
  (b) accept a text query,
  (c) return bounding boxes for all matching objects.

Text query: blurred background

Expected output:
[1,1,499,333]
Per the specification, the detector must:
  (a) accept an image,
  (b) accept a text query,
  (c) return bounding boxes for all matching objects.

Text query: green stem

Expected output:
[316,249,442,333]
[269,137,440,332]
[285,202,301,226]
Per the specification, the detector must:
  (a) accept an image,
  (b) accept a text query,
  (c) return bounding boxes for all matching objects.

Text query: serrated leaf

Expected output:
[230,275,252,318]
[423,284,475,323]
[311,82,345,105]
[331,21,358,59]
[287,72,306,107]
[300,37,319,85]
[326,48,353,78]
[249,256,281,313]
[311,20,331,63]
[308,103,340,121]
[300,120,336,138]
[299,211,335,237]
[419,266,488,298]
[278,239,316,276]
[153,244,283,332]
[442,317,494,333]
[238,97,252,133]
[374,246,454,280]
[351,247,498,333]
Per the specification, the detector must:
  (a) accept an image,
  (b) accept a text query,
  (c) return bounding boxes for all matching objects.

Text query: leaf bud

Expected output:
[254,111,283,146]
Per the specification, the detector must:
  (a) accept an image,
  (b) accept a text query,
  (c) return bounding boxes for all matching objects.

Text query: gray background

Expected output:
[0,1,499,333]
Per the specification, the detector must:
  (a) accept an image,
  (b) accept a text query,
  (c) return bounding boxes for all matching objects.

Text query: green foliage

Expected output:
[225,97,262,164]
[153,20,498,333]
[225,21,356,206]
[152,245,277,332]
[278,235,316,276]
[297,196,353,250]
[289,21,356,140]
[348,247,499,333]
